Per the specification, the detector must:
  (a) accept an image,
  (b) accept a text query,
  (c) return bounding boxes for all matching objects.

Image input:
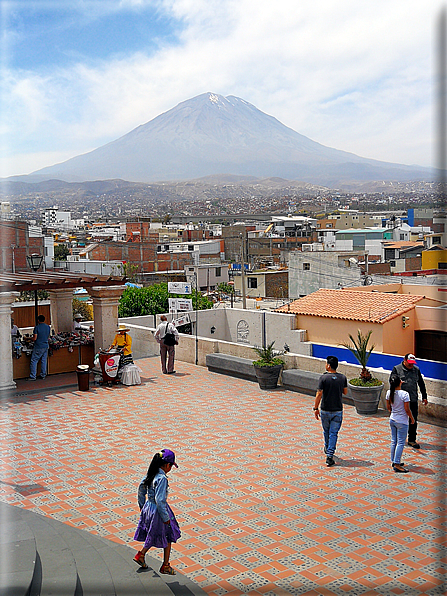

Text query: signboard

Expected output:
[169,298,193,312]
[172,313,191,327]
[176,298,193,311]
[168,281,192,295]
[104,355,120,378]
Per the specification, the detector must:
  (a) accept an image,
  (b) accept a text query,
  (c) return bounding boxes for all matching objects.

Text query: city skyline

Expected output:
[1,0,444,179]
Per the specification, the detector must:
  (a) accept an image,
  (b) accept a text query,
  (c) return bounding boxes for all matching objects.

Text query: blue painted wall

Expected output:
[312,344,446,381]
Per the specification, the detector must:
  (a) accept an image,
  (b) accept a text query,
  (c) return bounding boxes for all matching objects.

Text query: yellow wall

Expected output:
[422,249,447,270]
[382,313,415,356]
[346,283,447,304]
[297,311,416,357]
[296,315,384,351]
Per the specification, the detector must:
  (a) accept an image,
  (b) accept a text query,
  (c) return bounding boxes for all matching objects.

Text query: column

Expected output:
[89,286,127,354]
[48,288,74,333]
[0,291,20,391]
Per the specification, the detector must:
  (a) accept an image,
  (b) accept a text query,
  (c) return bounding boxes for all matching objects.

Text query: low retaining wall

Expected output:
[120,319,447,423]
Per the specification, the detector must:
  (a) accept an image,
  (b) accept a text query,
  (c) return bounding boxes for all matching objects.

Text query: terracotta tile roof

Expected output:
[276,288,425,324]
[382,241,424,249]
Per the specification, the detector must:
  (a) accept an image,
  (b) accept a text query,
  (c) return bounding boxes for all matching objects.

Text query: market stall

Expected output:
[13,330,95,379]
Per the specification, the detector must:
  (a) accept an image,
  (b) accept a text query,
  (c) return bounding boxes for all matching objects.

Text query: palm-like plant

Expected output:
[341,330,375,382]
[252,341,284,367]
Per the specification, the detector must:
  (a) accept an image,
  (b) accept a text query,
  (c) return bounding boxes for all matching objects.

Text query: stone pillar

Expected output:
[0,291,20,391]
[48,288,74,333]
[89,286,126,354]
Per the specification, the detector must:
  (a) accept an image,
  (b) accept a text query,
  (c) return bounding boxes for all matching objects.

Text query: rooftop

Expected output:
[2,359,444,596]
[276,288,425,323]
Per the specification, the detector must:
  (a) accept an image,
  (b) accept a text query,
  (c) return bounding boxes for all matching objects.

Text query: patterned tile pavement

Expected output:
[1,357,446,596]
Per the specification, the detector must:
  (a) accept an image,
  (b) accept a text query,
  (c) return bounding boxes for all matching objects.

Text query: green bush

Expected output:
[118,283,213,318]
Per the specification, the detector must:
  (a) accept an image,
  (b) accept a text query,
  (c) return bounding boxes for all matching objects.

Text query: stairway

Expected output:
[0,502,206,596]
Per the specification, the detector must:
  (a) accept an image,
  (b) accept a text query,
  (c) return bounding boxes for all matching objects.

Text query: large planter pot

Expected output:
[348,381,384,415]
[253,364,283,390]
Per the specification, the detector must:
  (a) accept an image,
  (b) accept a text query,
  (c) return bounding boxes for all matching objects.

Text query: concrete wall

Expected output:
[415,305,447,331]
[121,319,446,419]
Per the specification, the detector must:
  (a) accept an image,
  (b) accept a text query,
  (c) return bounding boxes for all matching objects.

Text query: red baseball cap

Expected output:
[406,354,416,364]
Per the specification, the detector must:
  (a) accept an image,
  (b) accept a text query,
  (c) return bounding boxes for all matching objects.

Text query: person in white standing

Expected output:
[154,315,179,374]
[386,374,415,473]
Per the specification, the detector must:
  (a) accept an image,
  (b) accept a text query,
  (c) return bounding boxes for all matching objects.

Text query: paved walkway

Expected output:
[1,358,446,596]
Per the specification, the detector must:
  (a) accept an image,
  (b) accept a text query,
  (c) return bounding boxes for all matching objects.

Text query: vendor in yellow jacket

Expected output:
[110,326,133,368]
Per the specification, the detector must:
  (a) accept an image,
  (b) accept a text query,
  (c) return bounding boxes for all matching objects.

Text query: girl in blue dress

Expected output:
[133,449,181,574]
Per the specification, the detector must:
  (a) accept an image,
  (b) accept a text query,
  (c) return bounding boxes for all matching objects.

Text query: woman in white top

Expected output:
[386,373,415,473]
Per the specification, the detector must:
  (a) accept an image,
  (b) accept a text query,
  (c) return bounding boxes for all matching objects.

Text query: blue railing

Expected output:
[312,344,446,381]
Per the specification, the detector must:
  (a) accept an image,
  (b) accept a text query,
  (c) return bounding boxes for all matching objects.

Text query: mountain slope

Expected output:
[29,92,431,185]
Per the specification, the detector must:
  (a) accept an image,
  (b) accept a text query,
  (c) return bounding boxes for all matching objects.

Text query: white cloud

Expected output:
[1,0,444,176]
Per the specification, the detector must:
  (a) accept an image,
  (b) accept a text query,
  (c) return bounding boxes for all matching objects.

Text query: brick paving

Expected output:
[1,357,446,595]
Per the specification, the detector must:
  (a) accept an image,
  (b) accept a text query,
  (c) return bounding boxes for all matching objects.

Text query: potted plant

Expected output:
[252,341,284,390]
[340,330,384,415]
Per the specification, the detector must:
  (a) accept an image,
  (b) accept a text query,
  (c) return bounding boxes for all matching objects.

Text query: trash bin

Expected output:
[76,364,90,391]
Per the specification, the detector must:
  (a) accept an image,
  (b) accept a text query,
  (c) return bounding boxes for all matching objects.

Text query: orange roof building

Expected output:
[276,288,436,356]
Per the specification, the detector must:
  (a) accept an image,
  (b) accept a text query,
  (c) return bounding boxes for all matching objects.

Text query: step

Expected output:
[72,529,172,596]
[0,504,36,596]
[22,511,79,596]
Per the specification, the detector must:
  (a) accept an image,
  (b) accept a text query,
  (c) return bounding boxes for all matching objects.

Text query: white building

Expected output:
[289,250,363,297]
[43,207,72,230]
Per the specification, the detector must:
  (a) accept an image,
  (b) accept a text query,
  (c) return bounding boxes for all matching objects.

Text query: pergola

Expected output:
[0,272,127,391]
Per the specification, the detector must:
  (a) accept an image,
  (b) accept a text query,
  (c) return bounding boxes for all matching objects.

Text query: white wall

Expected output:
[120,308,311,357]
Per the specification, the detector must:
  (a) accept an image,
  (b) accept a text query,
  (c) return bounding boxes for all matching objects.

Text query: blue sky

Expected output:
[1,0,444,177]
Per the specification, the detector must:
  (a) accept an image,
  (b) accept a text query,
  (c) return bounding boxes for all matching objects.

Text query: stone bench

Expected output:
[282,369,321,396]
[206,353,257,382]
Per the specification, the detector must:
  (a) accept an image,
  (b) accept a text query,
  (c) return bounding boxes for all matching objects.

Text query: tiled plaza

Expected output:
[1,357,445,595]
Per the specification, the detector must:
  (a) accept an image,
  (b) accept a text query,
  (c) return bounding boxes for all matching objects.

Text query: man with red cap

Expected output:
[390,354,428,449]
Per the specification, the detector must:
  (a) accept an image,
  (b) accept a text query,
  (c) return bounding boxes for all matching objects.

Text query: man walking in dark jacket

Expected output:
[391,353,428,449]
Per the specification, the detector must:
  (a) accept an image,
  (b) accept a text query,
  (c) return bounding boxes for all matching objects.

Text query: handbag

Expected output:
[163,323,177,346]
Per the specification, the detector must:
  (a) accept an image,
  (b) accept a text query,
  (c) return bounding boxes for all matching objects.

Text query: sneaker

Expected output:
[159,563,176,575]
[133,551,148,569]
[326,456,335,467]
[27,377,36,381]
[393,464,409,473]
[408,441,420,449]
[167,371,176,374]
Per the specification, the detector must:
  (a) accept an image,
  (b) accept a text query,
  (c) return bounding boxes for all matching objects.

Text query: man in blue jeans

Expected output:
[29,314,51,380]
[314,356,348,467]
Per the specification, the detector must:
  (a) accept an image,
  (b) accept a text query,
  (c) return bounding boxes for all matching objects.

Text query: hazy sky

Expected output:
[1,0,444,178]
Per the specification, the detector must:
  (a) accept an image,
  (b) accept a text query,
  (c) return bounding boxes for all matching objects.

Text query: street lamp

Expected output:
[10,244,16,273]
[26,253,44,325]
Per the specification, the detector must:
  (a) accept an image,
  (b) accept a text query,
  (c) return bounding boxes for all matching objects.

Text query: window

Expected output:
[303,263,310,271]
[215,267,221,277]
[400,234,405,240]
[247,277,258,288]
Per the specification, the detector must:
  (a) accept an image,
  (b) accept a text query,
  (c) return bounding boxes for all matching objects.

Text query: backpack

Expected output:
[163,323,177,346]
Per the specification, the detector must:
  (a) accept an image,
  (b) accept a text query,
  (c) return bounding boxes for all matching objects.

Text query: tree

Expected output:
[217,282,234,296]
[54,244,70,261]
[118,283,213,318]
[72,298,93,321]
[116,262,139,283]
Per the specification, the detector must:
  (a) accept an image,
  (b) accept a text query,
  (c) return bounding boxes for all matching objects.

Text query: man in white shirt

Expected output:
[154,315,179,374]
[72,314,83,332]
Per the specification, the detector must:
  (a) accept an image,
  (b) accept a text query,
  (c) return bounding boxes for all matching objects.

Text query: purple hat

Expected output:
[161,448,178,468]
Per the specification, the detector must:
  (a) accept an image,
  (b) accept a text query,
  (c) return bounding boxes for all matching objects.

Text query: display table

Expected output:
[13,345,95,380]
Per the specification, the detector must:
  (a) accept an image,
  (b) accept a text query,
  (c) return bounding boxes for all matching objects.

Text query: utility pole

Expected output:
[240,232,247,310]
